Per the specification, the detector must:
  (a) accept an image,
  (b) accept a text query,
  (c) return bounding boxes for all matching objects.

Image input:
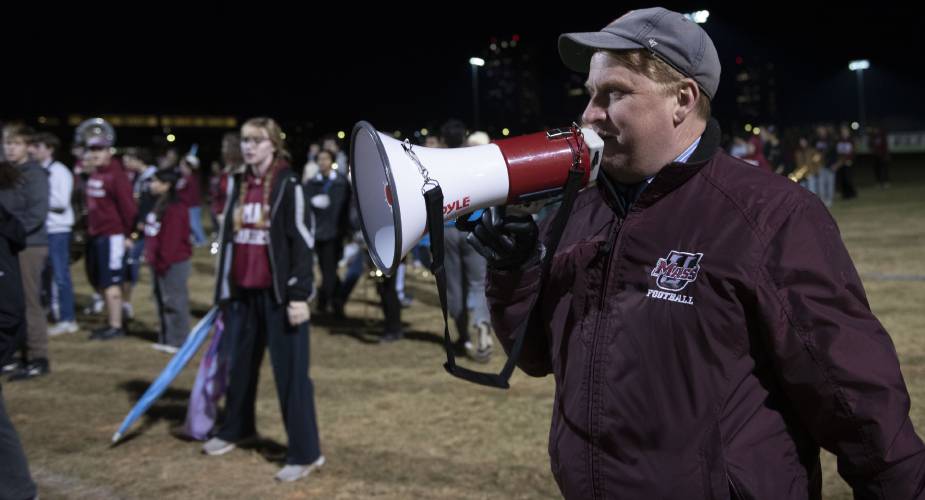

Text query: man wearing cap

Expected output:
[470,7,925,498]
[83,125,137,340]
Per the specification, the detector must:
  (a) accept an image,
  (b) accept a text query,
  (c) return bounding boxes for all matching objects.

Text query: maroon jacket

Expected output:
[144,202,191,277]
[178,173,201,208]
[210,171,229,217]
[487,121,925,499]
[86,160,137,237]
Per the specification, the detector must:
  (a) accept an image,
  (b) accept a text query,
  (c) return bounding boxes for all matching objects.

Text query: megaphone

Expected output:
[350,122,604,276]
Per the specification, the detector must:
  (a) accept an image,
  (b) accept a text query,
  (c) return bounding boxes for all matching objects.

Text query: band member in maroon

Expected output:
[82,123,136,340]
[144,168,192,351]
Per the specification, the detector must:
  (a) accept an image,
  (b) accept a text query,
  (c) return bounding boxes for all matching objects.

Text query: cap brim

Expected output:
[558,31,644,72]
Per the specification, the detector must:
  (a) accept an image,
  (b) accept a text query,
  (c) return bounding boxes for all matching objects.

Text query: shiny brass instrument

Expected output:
[789,150,823,183]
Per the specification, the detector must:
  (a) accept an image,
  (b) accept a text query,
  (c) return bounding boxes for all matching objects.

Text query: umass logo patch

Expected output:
[647,250,703,306]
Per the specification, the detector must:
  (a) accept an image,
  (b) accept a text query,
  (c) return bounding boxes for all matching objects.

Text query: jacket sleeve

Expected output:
[145,223,163,277]
[153,206,190,276]
[48,164,73,214]
[19,166,49,235]
[757,195,925,499]
[113,170,138,236]
[284,179,315,302]
[0,203,26,254]
[484,209,559,377]
[485,262,550,376]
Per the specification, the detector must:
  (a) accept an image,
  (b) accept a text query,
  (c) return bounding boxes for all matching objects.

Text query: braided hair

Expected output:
[233,117,288,232]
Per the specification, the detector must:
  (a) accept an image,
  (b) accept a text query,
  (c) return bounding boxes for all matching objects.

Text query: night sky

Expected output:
[5,3,923,145]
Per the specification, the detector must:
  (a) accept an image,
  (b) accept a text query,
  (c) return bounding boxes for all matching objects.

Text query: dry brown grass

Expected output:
[4,160,923,499]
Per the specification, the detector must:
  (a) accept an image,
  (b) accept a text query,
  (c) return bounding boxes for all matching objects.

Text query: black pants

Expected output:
[315,239,343,310]
[837,164,857,199]
[0,385,36,500]
[217,290,321,465]
[873,157,890,186]
[376,273,401,334]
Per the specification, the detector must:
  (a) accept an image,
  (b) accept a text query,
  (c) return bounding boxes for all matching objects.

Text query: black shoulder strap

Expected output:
[424,166,585,389]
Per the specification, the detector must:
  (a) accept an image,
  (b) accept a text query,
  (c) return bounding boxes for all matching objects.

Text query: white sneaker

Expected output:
[464,322,493,363]
[476,321,494,352]
[84,294,104,315]
[202,437,236,456]
[274,455,325,482]
[151,343,179,354]
[48,321,79,336]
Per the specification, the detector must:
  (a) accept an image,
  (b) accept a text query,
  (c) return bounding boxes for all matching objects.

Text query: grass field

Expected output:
[4,159,924,499]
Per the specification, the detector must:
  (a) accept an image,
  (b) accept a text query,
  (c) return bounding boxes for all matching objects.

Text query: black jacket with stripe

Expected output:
[213,163,315,305]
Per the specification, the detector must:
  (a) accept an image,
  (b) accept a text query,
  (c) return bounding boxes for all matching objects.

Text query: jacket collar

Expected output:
[597,118,721,214]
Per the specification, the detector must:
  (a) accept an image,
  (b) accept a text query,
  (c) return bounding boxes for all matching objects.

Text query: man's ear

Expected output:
[674,79,700,125]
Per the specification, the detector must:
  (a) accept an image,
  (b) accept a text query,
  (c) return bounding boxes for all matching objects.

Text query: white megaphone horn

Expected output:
[350,122,604,276]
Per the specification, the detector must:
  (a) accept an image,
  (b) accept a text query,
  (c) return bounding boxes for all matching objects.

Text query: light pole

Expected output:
[469,57,485,129]
[849,59,869,128]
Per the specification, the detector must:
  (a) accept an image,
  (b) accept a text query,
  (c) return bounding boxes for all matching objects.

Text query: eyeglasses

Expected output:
[240,137,269,146]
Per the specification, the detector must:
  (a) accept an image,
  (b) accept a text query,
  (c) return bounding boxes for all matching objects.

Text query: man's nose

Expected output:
[582,101,606,127]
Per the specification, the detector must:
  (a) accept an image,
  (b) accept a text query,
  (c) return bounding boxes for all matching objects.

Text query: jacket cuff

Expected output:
[486,263,542,303]
[286,279,312,302]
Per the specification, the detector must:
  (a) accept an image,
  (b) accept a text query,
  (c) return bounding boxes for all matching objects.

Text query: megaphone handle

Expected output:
[423,165,586,389]
[422,186,465,373]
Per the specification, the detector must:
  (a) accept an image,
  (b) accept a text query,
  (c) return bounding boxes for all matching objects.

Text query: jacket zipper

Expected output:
[587,213,627,498]
[267,176,288,303]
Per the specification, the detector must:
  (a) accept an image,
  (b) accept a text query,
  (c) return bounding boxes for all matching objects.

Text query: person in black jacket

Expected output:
[0,164,37,499]
[304,149,350,318]
[202,118,324,483]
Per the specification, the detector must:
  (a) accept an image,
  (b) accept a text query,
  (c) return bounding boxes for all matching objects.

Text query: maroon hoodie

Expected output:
[144,201,191,276]
[86,160,137,237]
[177,173,201,208]
[210,171,229,217]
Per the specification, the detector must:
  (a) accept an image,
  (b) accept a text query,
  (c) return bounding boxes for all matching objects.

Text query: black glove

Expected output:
[464,207,540,270]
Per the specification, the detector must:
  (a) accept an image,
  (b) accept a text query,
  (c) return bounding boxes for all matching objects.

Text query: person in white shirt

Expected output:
[31,132,78,336]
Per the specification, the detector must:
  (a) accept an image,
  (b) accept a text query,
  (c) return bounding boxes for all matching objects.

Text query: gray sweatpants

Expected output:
[443,226,489,341]
[153,260,191,347]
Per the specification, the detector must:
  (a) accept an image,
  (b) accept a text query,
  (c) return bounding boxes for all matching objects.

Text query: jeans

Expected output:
[189,206,207,246]
[48,232,75,322]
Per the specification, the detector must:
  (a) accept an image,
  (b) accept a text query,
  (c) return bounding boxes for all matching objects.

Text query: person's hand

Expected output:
[310,194,331,209]
[287,301,310,326]
[125,237,136,251]
[465,207,540,270]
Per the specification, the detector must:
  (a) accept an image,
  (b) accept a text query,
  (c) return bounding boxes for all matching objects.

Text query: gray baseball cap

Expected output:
[559,7,721,99]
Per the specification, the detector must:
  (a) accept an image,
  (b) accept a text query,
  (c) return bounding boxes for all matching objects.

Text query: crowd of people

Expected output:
[0,113,508,489]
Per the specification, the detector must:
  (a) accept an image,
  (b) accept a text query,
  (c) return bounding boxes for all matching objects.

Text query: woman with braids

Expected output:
[202,117,323,482]
[143,168,191,352]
